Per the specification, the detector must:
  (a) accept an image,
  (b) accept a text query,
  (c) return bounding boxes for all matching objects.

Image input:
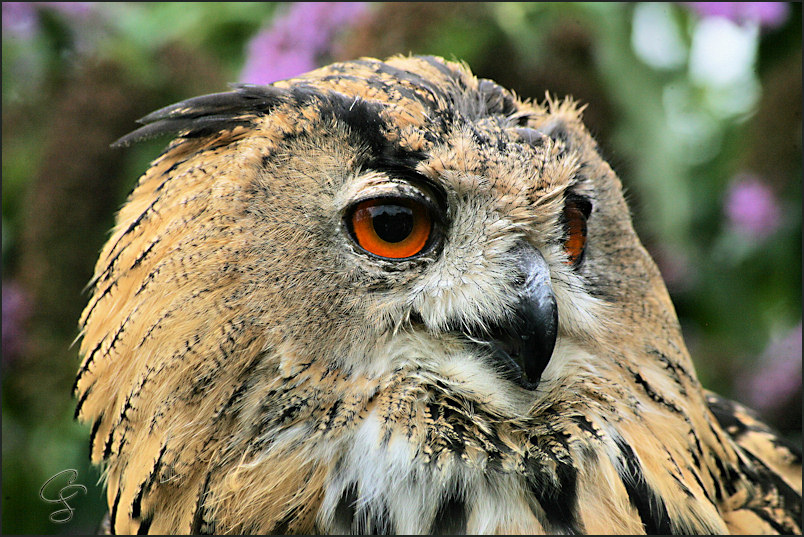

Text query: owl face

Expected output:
[76,56,747,534]
[253,113,566,389]
[205,67,645,406]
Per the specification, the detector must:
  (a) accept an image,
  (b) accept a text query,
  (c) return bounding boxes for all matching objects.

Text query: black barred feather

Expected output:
[111,84,287,147]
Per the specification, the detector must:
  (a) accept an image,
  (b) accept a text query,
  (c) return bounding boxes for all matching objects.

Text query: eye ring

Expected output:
[347,197,434,259]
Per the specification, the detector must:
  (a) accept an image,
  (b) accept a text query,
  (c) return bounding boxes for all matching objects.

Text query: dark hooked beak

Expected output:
[466,243,558,390]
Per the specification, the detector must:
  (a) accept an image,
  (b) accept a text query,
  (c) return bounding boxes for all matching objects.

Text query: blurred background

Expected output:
[2,2,800,533]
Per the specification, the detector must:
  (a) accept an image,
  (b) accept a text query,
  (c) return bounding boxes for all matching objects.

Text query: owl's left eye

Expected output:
[347,198,433,259]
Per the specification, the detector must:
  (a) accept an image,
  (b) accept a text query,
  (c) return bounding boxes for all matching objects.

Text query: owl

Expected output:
[74,55,801,534]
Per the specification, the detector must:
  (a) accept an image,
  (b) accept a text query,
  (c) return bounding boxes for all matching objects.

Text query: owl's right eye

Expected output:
[347,198,433,259]
[562,195,592,266]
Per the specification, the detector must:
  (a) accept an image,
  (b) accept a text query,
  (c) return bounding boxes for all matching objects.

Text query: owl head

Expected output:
[74,56,756,534]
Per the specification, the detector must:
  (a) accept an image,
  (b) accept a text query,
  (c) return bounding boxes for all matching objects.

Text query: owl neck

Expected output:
[203,345,733,534]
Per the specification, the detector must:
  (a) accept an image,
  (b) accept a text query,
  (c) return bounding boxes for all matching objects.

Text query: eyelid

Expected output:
[345,181,445,228]
[364,162,447,209]
[565,194,592,219]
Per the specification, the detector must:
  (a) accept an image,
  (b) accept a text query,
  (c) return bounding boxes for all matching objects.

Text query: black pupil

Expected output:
[370,205,414,243]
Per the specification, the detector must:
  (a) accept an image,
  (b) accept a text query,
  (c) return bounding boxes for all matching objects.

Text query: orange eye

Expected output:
[563,197,591,265]
[349,198,432,259]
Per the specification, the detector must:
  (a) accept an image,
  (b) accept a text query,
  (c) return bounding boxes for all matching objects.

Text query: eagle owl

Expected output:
[74,55,801,534]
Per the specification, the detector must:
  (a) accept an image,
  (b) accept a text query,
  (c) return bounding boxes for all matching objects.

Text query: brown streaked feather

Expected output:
[76,55,801,534]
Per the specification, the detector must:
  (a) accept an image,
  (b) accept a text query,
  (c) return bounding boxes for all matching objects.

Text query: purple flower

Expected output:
[724,174,781,239]
[2,280,31,366]
[2,2,38,38]
[240,2,369,85]
[683,2,790,29]
[737,323,802,413]
[2,2,93,39]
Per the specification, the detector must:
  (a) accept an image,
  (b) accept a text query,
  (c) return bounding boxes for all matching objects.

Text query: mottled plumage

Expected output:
[75,55,801,534]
